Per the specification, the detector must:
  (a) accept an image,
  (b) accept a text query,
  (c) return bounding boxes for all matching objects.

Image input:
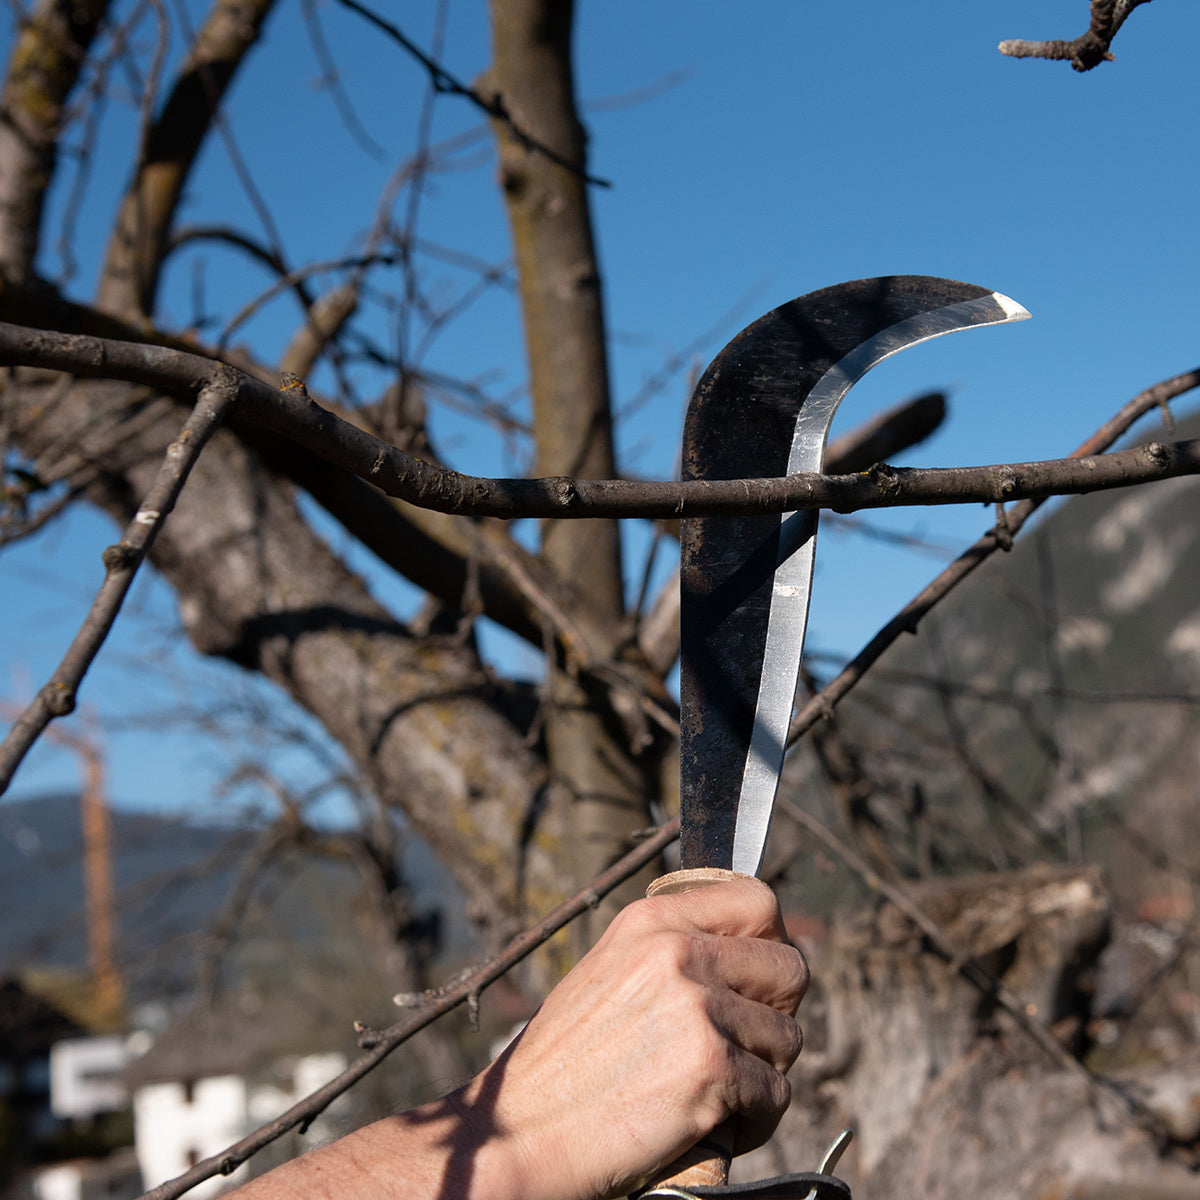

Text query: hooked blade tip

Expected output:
[991,291,1032,323]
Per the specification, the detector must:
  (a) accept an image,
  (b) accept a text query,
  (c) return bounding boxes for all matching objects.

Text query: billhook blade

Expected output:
[679,276,1029,875]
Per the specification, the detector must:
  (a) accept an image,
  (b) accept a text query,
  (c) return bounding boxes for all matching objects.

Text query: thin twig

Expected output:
[164,0,292,281]
[999,0,1155,71]
[131,0,171,175]
[822,513,963,559]
[192,817,293,1008]
[216,251,402,351]
[615,282,771,427]
[334,0,610,188]
[0,482,82,547]
[382,0,448,446]
[0,371,238,794]
[136,816,680,1200]
[298,0,386,160]
[50,0,161,283]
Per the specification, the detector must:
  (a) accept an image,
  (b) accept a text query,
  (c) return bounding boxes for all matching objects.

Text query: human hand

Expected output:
[453,876,809,1200]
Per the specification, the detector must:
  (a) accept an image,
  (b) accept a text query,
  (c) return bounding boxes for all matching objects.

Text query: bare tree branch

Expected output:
[95,0,278,315]
[215,251,399,351]
[51,0,170,285]
[999,0,1155,71]
[0,480,80,545]
[1,323,1197,523]
[485,0,647,925]
[0,369,238,791]
[838,663,1200,711]
[0,0,110,279]
[192,814,293,1008]
[334,0,610,187]
[298,0,386,161]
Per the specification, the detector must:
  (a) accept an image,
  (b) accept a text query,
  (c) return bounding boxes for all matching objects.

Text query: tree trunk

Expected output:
[7,376,568,954]
[486,0,661,943]
[732,867,1200,1200]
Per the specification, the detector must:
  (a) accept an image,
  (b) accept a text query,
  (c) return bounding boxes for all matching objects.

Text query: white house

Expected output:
[49,1035,131,1120]
[133,1075,250,1199]
[28,1149,142,1200]
[129,1042,349,1199]
[9,996,351,1199]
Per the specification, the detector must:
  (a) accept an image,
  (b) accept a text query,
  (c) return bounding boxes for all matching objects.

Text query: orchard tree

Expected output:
[0,0,1197,1195]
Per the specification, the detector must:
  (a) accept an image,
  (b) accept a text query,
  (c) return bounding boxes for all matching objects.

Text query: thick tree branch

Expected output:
[96,0,277,315]
[486,0,645,922]
[7,367,556,937]
[0,370,238,792]
[228,385,676,754]
[0,306,673,798]
[0,0,110,279]
[1,322,1197,522]
[999,0,1154,71]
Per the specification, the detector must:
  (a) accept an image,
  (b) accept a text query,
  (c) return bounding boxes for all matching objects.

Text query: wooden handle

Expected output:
[641,867,753,1193]
[641,1130,735,1192]
[646,867,750,899]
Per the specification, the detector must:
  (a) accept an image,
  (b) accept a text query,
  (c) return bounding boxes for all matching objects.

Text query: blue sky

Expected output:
[3,0,1198,815]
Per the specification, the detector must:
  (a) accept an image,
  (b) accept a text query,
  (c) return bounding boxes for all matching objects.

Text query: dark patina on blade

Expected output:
[679,276,1028,872]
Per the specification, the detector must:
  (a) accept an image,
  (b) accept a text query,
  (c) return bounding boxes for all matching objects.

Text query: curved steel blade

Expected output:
[679,275,1029,874]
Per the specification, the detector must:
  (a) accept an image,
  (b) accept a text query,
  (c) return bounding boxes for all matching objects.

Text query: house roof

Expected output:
[125,1001,319,1086]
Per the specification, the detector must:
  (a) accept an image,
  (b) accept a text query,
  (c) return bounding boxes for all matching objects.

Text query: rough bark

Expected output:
[999,0,1155,71]
[736,868,1200,1198]
[0,0,623,965]
[486,0,621,590]
[815,866,1111,1172]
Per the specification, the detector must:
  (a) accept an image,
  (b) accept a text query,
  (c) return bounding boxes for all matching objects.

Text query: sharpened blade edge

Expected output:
[787,292,1030,477]
[728,290,1030,876]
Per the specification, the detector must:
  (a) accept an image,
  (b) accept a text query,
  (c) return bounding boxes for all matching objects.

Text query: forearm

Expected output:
[229,1079,532,1200]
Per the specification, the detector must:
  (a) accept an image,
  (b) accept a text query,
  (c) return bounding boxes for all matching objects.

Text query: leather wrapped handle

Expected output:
[640,867,755,1194]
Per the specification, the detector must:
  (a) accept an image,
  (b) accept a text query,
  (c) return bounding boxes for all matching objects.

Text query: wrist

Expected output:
[355,1070,536,1200]
[437,1070,538,1200]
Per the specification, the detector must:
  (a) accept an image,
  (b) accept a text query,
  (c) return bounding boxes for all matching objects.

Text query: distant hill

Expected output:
[0,792,470,1023]
[0,792,244,988]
